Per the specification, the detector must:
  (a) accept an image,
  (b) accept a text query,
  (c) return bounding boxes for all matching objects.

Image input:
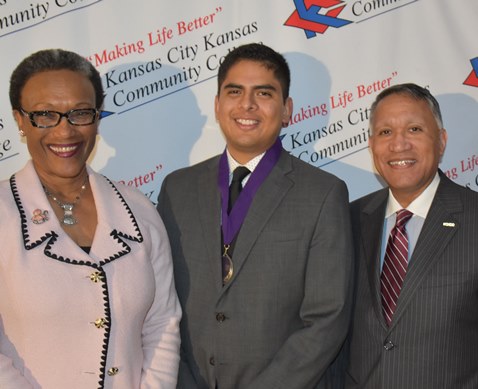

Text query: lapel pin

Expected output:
[31,209,49,224]
[442,222,455,227]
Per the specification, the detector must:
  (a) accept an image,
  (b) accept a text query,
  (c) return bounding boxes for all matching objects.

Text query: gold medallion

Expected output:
[222,244,234,283]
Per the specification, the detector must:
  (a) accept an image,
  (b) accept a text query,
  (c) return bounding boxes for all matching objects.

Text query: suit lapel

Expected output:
[84,173,143,263]
[361,190,389,327]
[197,157,223,289]
[221,151,293,293]
[391,178,462,327]
[13,161,143,266]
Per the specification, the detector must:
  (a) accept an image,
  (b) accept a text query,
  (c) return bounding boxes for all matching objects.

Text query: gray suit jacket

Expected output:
[345,173,478,389]
[157,149,353,389]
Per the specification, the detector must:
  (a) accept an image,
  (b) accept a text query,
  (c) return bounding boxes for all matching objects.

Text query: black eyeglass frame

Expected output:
[19,107,101,128]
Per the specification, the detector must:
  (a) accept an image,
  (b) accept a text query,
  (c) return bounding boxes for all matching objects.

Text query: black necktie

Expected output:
[228,166,250,213]
[223,166,250,283]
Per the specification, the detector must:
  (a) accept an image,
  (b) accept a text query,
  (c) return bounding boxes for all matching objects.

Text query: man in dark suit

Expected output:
[345,83,478,388]
[157,43,353,389]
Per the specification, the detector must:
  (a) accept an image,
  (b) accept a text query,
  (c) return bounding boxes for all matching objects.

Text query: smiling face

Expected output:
[14,69,99,186]
[369,93,447,207]
[215,60,292,164]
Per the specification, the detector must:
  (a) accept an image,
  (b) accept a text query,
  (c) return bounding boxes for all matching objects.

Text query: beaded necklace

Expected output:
[43,176,88,226]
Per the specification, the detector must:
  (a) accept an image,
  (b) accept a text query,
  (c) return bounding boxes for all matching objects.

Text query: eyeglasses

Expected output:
[19,108,100,128]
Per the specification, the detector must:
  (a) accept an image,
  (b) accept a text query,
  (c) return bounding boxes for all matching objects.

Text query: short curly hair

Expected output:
[9,48,104,110]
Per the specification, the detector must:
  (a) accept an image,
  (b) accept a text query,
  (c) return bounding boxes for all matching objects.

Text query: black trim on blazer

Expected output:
[10,173,145,389]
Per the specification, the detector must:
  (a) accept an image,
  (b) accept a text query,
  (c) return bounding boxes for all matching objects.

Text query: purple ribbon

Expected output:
[219,138,283,244]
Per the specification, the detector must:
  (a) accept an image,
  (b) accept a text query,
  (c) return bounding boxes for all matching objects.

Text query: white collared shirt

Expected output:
[226,150,265,186]
[380,172,441,268]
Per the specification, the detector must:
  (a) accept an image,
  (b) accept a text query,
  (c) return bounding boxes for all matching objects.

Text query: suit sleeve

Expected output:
[157,176,201,389]
[247,179,354,389]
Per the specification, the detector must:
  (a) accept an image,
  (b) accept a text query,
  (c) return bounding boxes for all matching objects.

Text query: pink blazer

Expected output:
[0,161,181,389]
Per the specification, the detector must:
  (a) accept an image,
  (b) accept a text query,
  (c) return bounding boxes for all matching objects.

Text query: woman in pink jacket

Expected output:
[0,49,181,389]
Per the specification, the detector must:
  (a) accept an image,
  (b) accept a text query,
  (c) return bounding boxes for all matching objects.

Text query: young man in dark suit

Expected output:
[157,43,353,389]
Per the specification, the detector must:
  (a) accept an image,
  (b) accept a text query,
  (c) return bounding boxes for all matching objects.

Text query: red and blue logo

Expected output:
[463,57,478,88]
[284,0,352,38]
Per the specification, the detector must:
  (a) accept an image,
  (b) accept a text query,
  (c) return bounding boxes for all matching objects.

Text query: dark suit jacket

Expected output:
[345,173,478,389]
[157,149,354,389]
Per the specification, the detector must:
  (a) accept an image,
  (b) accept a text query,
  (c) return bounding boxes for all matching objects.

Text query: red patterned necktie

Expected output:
[380,209,413,326]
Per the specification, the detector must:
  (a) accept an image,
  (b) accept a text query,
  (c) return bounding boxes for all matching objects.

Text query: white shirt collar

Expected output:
[226,149,265,174]
[385,172,440,219]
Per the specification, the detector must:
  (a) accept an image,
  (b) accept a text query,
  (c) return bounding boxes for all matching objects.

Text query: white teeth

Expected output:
[389,160,415,166]
[50,145,77,153]
[236,119,257,125]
